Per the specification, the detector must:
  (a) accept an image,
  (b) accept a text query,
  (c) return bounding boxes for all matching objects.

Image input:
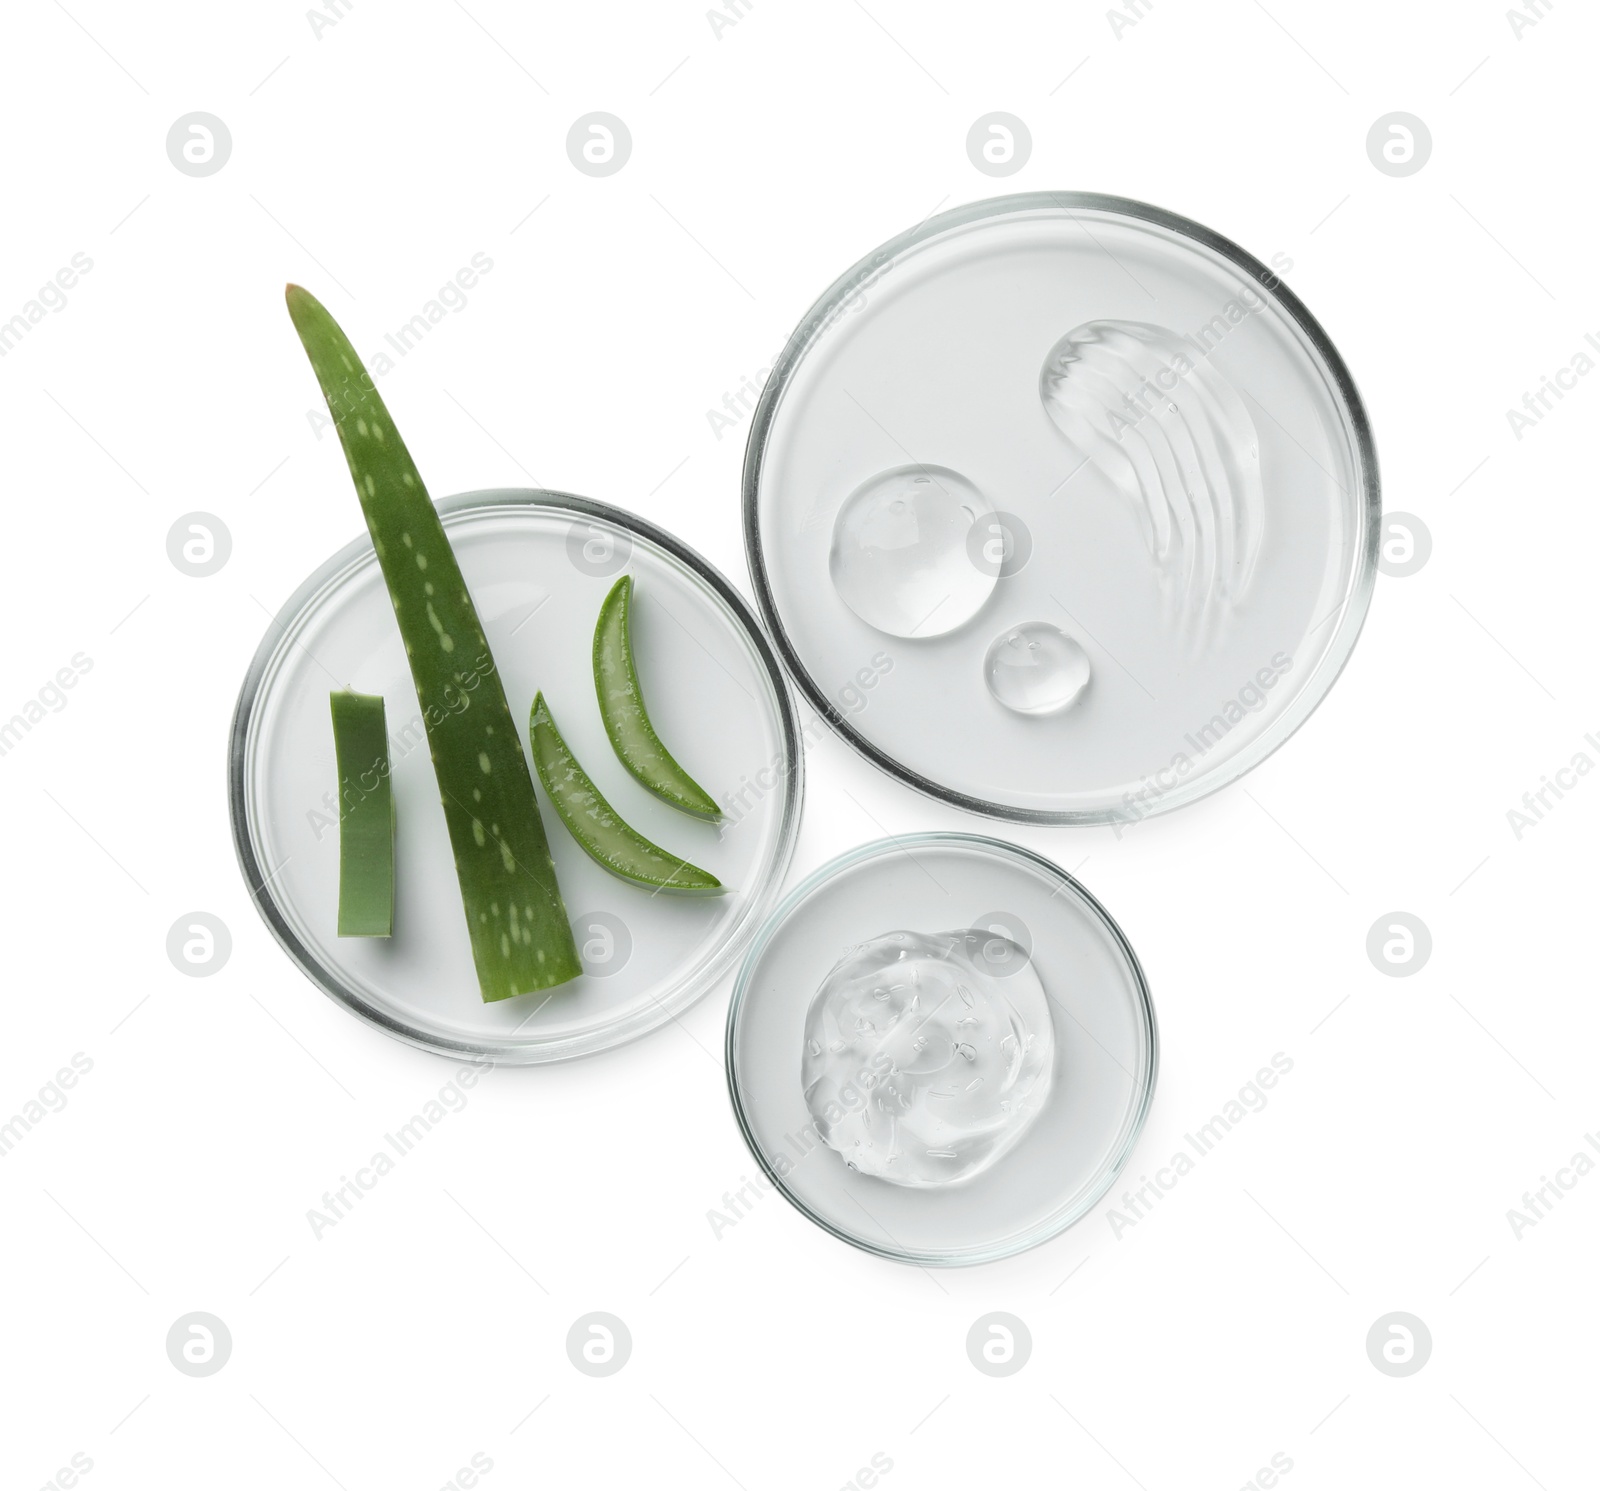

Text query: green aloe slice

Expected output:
[330,691,394,937]
[593,576,720,820]
[530,693,722,893]
[287,285,580,1001]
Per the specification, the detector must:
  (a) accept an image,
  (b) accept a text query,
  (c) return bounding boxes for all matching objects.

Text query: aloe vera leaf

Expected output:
[593,576,720,820]
[530,693,722,893]
[330,691,394,938]
[287,285,580,1000]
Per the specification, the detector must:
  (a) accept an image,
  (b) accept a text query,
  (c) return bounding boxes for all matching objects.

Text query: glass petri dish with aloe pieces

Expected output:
[231,489,801,1064]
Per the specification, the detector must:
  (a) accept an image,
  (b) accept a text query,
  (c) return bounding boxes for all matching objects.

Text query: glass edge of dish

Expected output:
[739,189,1383,827]
[723,830,1161,1266]
[227,487,805,1066]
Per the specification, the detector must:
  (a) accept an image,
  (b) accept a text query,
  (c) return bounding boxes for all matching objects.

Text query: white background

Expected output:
[1,1,1594,1487]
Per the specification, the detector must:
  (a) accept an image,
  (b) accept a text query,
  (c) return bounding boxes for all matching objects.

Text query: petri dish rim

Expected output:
[741,190,1382,826]
[228,487,804,1065]
[724,832,1160,1266]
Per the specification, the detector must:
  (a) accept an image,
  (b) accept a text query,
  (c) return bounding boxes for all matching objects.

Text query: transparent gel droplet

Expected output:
[985,623,1091,715]
[829,465,996,638]
[800,928,1055,1187]
[1039,320,1264,634]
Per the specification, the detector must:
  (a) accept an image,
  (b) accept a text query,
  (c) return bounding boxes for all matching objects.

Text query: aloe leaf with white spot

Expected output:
[531,693,722,894]
[593,576,720,820]
[287,285,579,1000]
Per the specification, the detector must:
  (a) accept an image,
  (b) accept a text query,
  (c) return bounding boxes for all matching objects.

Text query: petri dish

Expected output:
[744,192,1380,824]
[726,834,1157,1265]
[230,490,801,1063]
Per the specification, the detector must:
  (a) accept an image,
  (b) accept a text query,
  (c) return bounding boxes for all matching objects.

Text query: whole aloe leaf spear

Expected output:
[286,284,581,1000]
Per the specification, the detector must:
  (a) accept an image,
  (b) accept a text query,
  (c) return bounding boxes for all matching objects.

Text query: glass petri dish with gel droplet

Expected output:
[726,834,1158,1266]
[744,193,1380,824]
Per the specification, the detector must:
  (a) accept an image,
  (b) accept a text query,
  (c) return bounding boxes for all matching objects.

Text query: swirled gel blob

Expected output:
[985,622,1091,715]
[801,928,1054,1187]
[829,466,996,638]
[1040,320,1264,633]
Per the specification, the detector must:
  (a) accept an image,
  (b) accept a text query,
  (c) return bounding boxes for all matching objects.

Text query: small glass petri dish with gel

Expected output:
[230,490,801,1064]
[725,834,1157,1265]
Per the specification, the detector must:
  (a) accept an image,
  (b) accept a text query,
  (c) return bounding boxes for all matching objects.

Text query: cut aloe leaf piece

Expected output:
[287,285,580,1001]
[330,691,394,938]
[593,576,720,821]
[531,693,722,894]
